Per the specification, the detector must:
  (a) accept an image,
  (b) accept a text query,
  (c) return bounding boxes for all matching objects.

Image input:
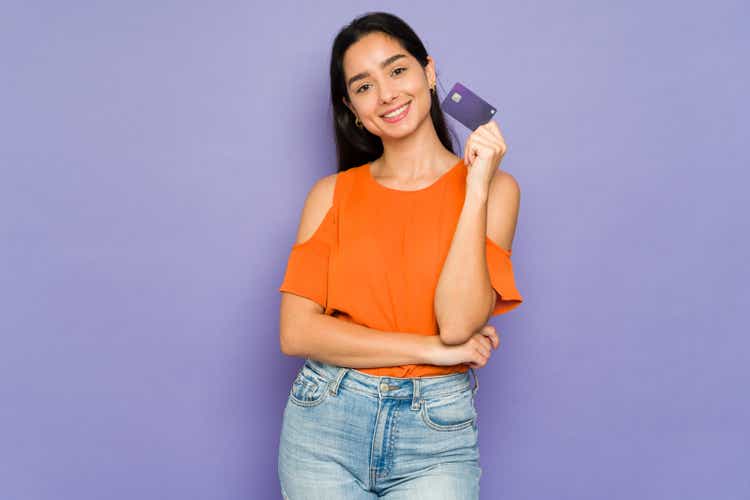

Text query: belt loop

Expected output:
[411,377,421,410]
[328,367,348,396]
[470,367,479,396]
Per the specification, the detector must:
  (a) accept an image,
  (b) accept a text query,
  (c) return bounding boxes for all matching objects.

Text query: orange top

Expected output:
[279,159,523,378]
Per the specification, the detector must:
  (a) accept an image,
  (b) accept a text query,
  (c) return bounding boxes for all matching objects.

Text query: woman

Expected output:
[277,11,524,499]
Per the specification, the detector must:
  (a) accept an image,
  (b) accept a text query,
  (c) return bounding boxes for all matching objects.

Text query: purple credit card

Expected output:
[441,82,496,131]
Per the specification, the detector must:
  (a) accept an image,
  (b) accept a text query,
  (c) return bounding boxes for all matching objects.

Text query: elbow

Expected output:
[435,307,469,345]
[280,335,305,358]
[437,314,493,346]
[279,330,296,356]
[434,289,495,346]
[438,323,472,346]
[279,294,323,357]
[439,334,466,346]
[280,337,296,356]
[279,322,304,357]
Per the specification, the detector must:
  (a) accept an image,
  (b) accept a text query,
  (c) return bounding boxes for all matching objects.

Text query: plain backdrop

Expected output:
[1,1,748,499]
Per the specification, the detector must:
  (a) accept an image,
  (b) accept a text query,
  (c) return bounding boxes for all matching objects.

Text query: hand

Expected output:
[429,324,501,369]
[463,120,508,192]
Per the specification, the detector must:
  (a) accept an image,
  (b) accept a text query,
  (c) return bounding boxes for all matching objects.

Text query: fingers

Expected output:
[479,324,500,349]
[472,345,489,368]
[475,339,490,358]
[471,337,490,366]
[465,120,506,167]
[466,324,503,369]
[477,120,504,145]
[472,325,502,369]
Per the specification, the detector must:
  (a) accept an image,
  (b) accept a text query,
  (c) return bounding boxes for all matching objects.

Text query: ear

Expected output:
[341,95,353,114]
[425,55,437,87]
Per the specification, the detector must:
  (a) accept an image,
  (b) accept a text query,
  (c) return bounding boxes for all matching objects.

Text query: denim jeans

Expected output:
[278,357,481,499]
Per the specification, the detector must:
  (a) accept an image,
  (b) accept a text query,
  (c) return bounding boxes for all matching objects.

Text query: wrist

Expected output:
[464,181,489,204]
[420,335,444,364]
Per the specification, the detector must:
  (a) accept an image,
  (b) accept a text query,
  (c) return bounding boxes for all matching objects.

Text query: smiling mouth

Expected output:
[381,101,411,118]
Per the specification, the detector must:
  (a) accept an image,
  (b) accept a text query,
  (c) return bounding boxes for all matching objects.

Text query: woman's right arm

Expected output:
[280,294,443,368]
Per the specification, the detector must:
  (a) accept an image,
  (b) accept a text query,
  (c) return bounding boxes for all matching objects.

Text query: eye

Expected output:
[355,67,407,94]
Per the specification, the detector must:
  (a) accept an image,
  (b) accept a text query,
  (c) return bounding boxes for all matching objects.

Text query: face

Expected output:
[341,32,436,138]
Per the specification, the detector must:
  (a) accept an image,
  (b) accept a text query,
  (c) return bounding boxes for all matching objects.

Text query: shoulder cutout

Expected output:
[294,172,338,246]
[486,169,521,252]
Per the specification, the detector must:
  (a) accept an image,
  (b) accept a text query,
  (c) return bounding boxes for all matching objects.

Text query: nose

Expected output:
[378,80,398,104]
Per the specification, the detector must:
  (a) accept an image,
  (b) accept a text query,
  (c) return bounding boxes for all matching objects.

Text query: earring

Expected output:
[355,116,363,128]
[430,84,436,95]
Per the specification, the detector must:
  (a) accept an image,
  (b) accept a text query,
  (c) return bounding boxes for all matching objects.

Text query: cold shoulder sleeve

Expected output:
[278,205,336,310]
[485,236,524,316]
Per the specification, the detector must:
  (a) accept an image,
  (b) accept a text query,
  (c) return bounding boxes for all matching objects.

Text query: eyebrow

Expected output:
[347,53,408,89]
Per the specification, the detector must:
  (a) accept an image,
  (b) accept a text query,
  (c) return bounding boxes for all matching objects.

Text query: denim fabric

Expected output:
[278,358,481,499]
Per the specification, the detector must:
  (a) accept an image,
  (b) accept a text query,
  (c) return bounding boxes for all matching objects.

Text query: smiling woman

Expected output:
[277,10,524,499]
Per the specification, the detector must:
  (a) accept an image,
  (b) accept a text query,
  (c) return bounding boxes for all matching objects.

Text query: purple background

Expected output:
[1,1,748,499]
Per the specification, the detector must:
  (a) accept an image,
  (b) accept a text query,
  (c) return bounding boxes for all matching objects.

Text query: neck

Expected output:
[376,115,456,178]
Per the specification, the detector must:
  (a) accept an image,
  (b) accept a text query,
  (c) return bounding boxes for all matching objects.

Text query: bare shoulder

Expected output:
[490,168,520,195]
[487,169,521,251]
[294,172,339,245]
[488,169,520,209]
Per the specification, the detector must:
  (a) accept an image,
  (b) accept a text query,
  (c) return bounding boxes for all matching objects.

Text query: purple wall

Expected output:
[1,1,748,498]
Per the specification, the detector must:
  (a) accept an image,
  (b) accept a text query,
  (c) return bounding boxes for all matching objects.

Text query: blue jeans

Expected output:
[278,357,482,499]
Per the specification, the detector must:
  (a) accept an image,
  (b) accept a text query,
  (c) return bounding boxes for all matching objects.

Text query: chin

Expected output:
[381,112,427,138]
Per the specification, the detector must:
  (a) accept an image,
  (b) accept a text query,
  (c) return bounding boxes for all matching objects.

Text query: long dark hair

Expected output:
[330,11,458,173]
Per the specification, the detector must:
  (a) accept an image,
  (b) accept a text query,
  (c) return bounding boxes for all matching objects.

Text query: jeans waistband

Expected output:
[303,357,479,402]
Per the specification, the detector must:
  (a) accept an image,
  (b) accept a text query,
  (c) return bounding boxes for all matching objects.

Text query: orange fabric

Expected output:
[279,159,523,378]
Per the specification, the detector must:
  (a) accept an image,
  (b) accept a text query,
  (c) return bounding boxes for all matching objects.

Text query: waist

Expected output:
[304,357,476,398]
[354,364,469,378]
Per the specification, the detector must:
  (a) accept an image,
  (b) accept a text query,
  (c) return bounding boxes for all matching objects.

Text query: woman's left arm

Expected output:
[434,121,520,345]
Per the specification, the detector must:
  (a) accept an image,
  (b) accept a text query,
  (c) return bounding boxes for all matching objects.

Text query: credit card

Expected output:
[441,82,497,131]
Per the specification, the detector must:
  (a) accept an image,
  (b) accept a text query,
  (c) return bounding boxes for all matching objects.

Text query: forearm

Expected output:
[434,187,495,345]
[283,313,441,368]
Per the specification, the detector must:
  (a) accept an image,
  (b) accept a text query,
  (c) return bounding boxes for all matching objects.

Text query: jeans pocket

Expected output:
[288,363,331,408]
[420,387,476,432]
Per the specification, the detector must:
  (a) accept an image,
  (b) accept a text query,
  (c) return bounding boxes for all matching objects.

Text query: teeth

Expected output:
[383,103,408,118]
